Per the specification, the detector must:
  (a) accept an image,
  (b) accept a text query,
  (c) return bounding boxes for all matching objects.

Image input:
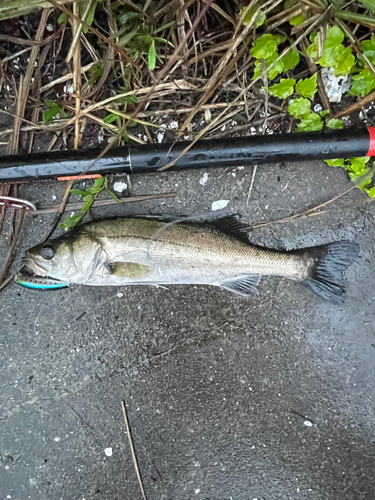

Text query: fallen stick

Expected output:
[30,192,177,215]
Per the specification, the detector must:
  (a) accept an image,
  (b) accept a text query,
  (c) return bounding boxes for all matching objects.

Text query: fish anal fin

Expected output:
[220,274,261,297]
[106,262,151,279]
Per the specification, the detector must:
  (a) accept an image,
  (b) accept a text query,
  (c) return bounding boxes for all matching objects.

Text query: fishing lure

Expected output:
[15,273,69,290]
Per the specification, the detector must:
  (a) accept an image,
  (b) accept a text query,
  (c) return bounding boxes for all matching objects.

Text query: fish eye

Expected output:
[41,245,54,260]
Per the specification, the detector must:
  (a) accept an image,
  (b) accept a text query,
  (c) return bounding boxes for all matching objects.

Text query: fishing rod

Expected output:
[0,128,374,184]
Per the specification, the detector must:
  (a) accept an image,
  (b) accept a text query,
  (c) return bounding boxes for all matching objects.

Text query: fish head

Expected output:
[25,230,102,283]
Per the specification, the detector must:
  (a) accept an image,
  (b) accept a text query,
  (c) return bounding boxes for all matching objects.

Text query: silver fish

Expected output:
[24,215,359,303]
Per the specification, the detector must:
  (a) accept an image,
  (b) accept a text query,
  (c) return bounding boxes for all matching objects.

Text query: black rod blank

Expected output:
[0,128,373,183]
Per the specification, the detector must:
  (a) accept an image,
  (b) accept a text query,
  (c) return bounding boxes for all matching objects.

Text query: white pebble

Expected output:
[211,200,229,211]
[104,447,113,457]
[113,181,127,193]
[314,103,323,113]
[63,83,74,94]
[304,420,313,427]
[199,172,209,186]
[52,195,56,201]
[54,436,61,442]
[46,23,54,32]
[157,132,165,143]
[169,120,179,129]
[116,292,123,298]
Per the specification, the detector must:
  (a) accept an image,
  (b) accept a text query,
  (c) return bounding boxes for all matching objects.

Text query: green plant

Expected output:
[250,33,300,80]
[240,4,266,28]
[43,99,67,125]
[325,157,375,194]
[112,6,173,70]
[60,177,120,231]
[252,18,375,195]
[88,63,104,87]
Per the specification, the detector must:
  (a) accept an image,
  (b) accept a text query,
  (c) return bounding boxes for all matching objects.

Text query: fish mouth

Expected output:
[22,261,59,281]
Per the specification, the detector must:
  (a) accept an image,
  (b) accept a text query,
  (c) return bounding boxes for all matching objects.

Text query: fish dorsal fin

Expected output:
[131,214,185,223]
[105,262,151,279]
[220,274,261,296]
[210,215,252,243]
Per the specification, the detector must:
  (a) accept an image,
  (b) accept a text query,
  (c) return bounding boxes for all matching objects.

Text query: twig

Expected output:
[333,90,375,118]
[121,401,147,500]
[66,0,93,63]
[39,62,96,93]
[247,166,258,204]
[0,207,26,287]
[31,192,177,215]
[42,179,74,240]
[252,184,357,230]
[73,1,81,150]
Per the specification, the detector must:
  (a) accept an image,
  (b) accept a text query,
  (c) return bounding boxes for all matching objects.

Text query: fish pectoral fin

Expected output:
[220,275,261,296]
[105,261,151,279]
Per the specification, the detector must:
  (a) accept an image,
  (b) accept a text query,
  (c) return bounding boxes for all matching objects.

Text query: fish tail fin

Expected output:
[302,241,359,304]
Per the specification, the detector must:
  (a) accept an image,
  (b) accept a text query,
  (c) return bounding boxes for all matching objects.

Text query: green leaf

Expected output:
[327,118,344,129]
[362,35,375,54]
[324,158,345,166]
[88,63,104,87]
[274,34,287,45]
[83,0,99,34]
[148,40,156,70]
[115,94,140,103]
[348,170,371,190]
[251,34,278,59]
[60,214,82,231]
[117,10,140,24]
[349,69,375,97]
[365,186,375,197]
[297,113,323,132]
[42,108,55,125]
[105,188,121,203]
[318,26,345,68]
[104,113,119,124]
[289,13,305,26]
[363,50,375,66]
[59,108,67,119]
[83,195,94,203]
[254,52,284,80]
[347,156,370,173]
[333,46,355,77]
[70,189,89,197]
[92,177,105,190]
[295,73,317,99]
[81,199,93,212]
[153,21,176,34]
[287,97,311,118]
[268,78,295,98]
[320,110,330,117]
[324,26,345,48]
[281,47,300,71]
[358,0,375,12]
[44,98,56,107]
[58,12,67,23]
[240,5,266,28]
[306,36,319,59]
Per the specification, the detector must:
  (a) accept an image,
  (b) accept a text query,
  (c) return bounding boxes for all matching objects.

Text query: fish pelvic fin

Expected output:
[302,241,359,304]
[220,274,261,297]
